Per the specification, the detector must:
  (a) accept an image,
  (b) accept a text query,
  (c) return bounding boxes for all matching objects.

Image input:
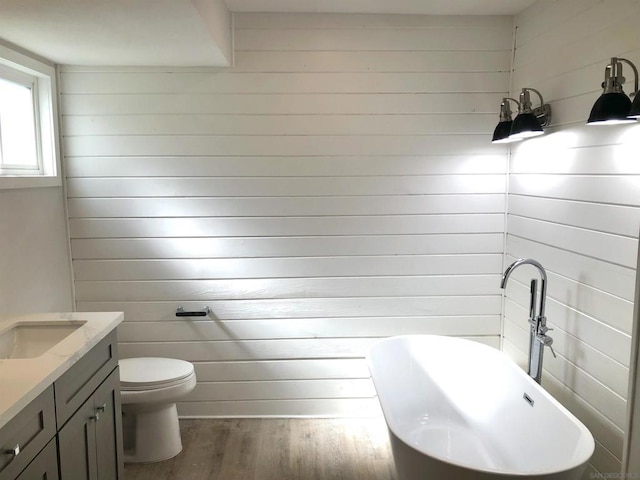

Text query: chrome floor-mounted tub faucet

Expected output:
[501,258,556,384]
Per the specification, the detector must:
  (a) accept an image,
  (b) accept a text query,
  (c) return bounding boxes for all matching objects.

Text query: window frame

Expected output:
[0,43,61,189]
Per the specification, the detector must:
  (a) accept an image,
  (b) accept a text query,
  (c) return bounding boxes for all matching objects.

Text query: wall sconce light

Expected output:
[587,57,639,124]
[509,88,551,139]
[492,88,551,143]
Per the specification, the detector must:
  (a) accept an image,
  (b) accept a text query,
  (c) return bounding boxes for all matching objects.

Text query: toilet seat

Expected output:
[119,357,195,391]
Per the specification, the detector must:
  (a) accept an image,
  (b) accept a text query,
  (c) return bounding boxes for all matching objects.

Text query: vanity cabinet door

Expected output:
[57,393,98,480]
[57,367,123,480]
[93,367,124,480]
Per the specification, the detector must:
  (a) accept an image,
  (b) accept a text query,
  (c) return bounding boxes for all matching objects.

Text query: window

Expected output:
[0,43,60,189]
[0,66,41,173]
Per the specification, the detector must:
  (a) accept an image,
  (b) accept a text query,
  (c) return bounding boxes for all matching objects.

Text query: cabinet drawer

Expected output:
[15,438,58,480]
[0,386,56,480]
[54,331,118,428]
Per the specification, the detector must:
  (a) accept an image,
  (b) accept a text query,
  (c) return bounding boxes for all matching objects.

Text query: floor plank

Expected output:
[255,419,291,480]
[124,418,397,480]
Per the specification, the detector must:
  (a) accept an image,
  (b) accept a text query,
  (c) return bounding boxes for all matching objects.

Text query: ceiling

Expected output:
[0,0,536,66]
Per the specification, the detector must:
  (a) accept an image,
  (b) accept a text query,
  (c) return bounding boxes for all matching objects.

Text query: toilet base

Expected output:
[122,402,182,463]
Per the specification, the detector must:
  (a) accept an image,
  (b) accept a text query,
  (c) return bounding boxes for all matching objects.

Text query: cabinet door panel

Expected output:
[58,399,98,480]
[94,368,124,480]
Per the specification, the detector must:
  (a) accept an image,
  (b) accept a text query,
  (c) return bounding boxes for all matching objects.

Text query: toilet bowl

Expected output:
[119,357,196,463]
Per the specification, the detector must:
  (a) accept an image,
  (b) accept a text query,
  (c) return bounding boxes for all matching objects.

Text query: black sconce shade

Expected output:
[509,112,544,139]
[491,120,514,143]
[587,92,634,125]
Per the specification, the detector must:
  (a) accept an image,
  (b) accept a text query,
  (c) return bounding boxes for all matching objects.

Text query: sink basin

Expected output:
[0,321,86,359]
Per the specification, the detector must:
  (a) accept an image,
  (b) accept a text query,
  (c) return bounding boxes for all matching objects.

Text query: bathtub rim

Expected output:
[366,334,596,477]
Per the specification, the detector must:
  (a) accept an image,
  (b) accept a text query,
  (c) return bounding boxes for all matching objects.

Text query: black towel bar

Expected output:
[175,306,211,317]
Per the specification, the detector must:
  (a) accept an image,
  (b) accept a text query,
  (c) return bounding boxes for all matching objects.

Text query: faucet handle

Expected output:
[538,334,557,358]
[547,343,557,359]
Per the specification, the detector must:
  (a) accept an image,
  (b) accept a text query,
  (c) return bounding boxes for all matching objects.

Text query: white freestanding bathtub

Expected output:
[367,335,594,480]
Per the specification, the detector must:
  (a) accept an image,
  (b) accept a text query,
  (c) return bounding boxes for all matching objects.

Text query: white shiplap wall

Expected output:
[504,0,640,477]
[60,13,512,417]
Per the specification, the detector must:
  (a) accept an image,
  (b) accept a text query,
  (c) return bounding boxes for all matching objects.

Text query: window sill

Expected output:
[0,175,62,190]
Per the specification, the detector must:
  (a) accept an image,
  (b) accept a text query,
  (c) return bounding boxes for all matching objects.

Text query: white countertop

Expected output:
[0,311,123,430]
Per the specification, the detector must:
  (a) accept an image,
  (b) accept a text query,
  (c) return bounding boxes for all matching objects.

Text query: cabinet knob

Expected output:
[90,404,107,421]
[3,444,20,459]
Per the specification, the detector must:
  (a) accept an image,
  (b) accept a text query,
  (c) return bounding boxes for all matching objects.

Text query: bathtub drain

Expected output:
[523,392,535,407]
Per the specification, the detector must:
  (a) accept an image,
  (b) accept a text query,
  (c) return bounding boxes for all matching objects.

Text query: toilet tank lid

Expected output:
[119,357,194,388]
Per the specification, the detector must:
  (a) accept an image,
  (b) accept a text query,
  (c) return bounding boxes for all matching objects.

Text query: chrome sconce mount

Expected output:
[588,57,640,124]
[492,88,551,144]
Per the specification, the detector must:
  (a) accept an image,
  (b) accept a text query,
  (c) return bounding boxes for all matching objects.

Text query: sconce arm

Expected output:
[523,87,546,108]
[617,58,639,97]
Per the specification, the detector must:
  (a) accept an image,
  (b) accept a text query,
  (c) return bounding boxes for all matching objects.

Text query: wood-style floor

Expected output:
[124,418,398,480]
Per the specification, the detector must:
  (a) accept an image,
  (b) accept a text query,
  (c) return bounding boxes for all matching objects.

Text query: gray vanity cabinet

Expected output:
[0,331,123,480]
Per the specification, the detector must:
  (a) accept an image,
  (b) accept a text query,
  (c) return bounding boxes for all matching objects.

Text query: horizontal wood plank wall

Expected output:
[506,0,640,476]
[60,13,513,417]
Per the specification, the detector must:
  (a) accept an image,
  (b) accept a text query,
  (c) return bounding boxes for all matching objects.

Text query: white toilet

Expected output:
[119,357,196,463]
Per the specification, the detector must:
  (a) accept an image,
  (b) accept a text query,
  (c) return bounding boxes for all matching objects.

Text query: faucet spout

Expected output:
[500,258,547,318]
